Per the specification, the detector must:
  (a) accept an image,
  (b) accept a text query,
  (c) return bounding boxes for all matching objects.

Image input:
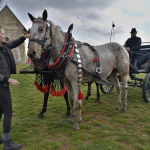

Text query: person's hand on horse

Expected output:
[24,34,31,39]
[8,78,20,86]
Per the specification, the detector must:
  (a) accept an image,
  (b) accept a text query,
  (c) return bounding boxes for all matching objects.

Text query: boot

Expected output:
[3,139,22,150]
[0,134,4,144]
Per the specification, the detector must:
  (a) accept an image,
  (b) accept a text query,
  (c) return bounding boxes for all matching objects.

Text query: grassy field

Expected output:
[0,64,150,150]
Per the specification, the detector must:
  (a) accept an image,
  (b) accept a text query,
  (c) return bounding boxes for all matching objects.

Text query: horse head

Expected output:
[27,9,53,71]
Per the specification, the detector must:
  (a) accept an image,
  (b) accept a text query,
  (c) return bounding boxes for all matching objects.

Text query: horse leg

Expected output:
[63,91,71,118]
[84,82,91,100]
[73,99,82,131]
[71,82,82,131]
[38,74,50,118]
[65,84,75,124]
[96,82,100,103]
[37,89,50,118]
[109,71,121,111]
[120,74,128,113]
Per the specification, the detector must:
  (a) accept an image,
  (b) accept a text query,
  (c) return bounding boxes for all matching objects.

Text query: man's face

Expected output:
[0,29,6,43]
[131,32,137,37]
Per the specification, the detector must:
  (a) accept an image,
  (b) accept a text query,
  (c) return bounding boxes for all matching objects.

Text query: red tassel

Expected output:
[50,86,53,94]
[93,57,98,63]
[44,84,49,93]
[34,80,43,93]
[52,90,55,96]
[56,91,59,96]
[59,89,63,97]
[53,90,56,96]
[59,92,62,97]
[78,90,84,100]
[34,80,49,93]
[49,86,66,97]
[39,82,43,87]
[34,80,38,87]
[62,86,66,94]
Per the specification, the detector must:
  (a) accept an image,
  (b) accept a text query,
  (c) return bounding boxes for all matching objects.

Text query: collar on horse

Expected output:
[48,33,75,70]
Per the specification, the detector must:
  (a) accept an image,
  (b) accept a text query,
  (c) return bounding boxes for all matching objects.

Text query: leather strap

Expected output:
[71,58,114,85]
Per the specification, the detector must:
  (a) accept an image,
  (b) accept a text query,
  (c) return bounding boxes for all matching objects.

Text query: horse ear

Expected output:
[42,9,48,21]
[23,28,28,35]
[67,23,73,33]
[28,28,31,34]
[28,13,35,22]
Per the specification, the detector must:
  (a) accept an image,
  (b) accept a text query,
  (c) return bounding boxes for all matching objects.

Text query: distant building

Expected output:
[0,5,27,64]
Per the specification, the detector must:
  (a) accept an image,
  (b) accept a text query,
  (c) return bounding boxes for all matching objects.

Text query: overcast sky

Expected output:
[1,0,150,46]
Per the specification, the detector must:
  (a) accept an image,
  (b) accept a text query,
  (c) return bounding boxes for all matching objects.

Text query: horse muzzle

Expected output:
[27,49,37,60]
[33,58,47,72]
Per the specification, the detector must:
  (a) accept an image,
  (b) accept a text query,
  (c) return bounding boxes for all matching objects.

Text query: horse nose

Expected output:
[28,50,36,58]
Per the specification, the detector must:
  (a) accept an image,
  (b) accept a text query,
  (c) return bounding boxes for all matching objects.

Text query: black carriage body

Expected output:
[127,42,150,102]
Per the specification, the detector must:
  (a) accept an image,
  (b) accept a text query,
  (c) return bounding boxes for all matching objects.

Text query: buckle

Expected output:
[96,67,102,74]
[59,52,66,58]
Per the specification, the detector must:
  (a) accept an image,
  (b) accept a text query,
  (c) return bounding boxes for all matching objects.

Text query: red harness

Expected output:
[48,34,75,69]
[34,34,75,97]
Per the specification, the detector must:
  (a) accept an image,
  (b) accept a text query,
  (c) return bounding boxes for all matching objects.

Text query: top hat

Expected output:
[130,28,137,33]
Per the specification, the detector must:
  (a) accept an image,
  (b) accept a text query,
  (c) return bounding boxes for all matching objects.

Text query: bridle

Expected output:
[29,20,74,70]
[28,20,54,70]
[29,20,53,58]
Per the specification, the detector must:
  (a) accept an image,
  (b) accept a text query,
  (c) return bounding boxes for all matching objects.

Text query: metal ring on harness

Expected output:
[96,67,102,74]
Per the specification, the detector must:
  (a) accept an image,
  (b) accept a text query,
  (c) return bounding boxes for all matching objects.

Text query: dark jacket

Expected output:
[0,36,25,87]
[125,36,142,52]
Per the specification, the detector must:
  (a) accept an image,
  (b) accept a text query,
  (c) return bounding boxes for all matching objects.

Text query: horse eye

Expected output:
[39,28,43,32]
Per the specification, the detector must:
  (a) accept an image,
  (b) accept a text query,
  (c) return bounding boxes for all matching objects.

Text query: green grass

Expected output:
[0,64,150,150]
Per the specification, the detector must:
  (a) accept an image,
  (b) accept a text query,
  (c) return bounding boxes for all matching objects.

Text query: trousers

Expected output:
[0,86,12,133]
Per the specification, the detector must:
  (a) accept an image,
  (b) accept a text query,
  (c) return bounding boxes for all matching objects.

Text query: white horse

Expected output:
[27,10,129,131]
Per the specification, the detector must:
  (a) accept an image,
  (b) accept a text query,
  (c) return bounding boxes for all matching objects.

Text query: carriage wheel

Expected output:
[142,73,150,102]
[100,84,114,94]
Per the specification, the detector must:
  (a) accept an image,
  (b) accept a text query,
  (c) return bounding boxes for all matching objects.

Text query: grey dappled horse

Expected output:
[27,10,129,131]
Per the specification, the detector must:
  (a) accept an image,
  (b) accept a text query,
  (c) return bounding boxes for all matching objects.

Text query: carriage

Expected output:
[100,42,150,103]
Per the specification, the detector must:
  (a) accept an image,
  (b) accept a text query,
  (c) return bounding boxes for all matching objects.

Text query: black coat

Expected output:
[125,36,142,52]
[0,36,25,87]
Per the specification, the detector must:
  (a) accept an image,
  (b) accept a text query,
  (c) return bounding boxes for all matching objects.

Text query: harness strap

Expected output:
[71,58,115,86]
[84,43,102,73]
[48,34,68,68]
[48,33,74,70]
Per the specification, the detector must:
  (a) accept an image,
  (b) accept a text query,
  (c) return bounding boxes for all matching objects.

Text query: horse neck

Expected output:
[51,24,66,62]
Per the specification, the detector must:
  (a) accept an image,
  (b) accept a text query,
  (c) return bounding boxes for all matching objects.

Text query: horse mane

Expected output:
[47,20,66,36]
[34,16,65,36]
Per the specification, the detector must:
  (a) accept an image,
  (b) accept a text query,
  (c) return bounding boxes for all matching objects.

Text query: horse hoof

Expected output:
[67,120,74,124]
[64,114,70,118]
[84,97,88,100]
[37,113,43,118]
[122,109,127,113]
[116,107,120,111]
[96,100,100,103]
[72,127,80,131]
[73,125,80,131]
